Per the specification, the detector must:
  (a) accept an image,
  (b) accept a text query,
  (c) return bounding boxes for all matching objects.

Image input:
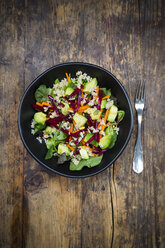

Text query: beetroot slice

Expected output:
[48,95,59,114]
[85,135,95,146]
[32,104,44,111]
[70,88,81,98]
[73,148,81,156]
[98,90,103,110]
[98,149,107,156]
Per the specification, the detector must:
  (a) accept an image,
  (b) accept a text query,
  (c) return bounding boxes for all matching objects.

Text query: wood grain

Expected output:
[0,0,164,247]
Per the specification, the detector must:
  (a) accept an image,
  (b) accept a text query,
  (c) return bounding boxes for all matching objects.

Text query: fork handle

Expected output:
[133,113,143,173]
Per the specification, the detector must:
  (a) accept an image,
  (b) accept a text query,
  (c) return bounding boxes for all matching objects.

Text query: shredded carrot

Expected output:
[73,120,76,126]
[44,133,48,135]
[69,123,73,133]
[78,105,89,112]
[36,102,43,106]
[67,144,75,151]
[102,95,110,100]
[106,122,110,127]
[81,89,84,98]
[98,122,101,129]
[42,102,51,107]
[92,153,96,157]
[101,125,106,131]
[81,140,85,145]
[65,72,70,82]
[68,108,73,111]
[69,136,72,142]
[104,109,109,123]
[72,130,79,133]
[95,87,99,99]
[46,117,50,120]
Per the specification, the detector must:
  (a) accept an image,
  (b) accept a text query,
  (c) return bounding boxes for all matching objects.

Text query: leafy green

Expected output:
[108,130,117,149]
[54,78,59,84]
[45,146,54,160]
[54,130,67,141]
[34,123,45,133]
[67,80,76,89]
[35,85,52,103]
[83,133,99,147]
[69,155,103,171]
[100,88,111,97]
[105,126,117,149]
[45,138,56,149]
[57,153,68,164]
[117,110,125,122]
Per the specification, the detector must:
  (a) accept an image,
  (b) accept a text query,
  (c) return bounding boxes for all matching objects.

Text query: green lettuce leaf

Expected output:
[34,123,45,134]
[69,155,103,171]
[105,126,117,149]
[45,146,54,160]
[100,88,111,97]
[35,85,52,103]
[117,110,125,122]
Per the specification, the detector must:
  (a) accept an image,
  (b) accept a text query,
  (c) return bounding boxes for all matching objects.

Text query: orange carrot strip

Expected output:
[101,125,106,131]
[81,89,84,98]
[65,73,70,82]
[36,102,43,106]
[102,95,110,100]
[73,120,76,126]
[104,109,109,123]
[46,117,50,120]
[98,122,101,129]
[44,133,48,135]
[68,108,73,111]
[42,102,51,107]
[67,144,75,151]
[69,123,73,133]
[78,105,89,111]
[95,87,99,99]
[106,122,110,127]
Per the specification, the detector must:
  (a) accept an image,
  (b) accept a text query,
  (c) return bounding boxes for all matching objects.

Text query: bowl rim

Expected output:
[18,62,134,178]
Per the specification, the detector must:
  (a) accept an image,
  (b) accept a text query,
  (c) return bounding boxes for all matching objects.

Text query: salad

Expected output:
[31,71,125,171]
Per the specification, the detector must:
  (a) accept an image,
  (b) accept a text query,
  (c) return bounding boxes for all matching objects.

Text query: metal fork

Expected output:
[133,81,145,173]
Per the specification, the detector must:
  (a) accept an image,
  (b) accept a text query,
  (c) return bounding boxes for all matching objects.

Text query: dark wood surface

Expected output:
[0,0,164,247]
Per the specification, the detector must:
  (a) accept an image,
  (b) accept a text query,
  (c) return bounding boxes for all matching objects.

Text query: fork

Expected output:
[133,81,145,173]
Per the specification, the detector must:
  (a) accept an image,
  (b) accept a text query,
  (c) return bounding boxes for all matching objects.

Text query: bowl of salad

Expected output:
[18,62,133,178]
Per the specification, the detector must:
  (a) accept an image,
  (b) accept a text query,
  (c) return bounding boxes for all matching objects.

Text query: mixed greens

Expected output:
[31,71,125,170]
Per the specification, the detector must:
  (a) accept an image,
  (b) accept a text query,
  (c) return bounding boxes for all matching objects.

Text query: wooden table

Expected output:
[0,0,164,247]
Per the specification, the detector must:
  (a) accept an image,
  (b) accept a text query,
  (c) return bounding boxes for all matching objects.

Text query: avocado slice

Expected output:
[73,113,87,128]
[99,135,112,149]
[34,112,47,125]
[83,78,97,93]
[58,143,70,156]
[61,102,69,115]
[88,108,100,120]
[101,99,107,109]
[65,87,74,96]
[79,146,89,159]
[107,105,118,122]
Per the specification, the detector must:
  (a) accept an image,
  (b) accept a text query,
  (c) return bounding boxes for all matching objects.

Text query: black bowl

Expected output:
[18,62,133,178]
